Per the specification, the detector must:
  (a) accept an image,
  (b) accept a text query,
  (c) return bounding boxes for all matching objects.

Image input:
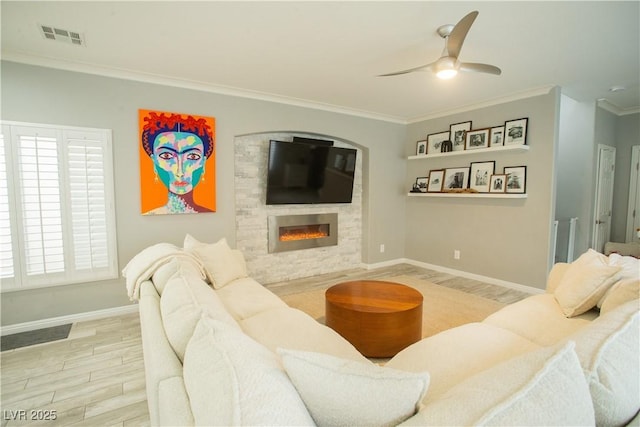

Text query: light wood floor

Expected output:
[0,263,531,426]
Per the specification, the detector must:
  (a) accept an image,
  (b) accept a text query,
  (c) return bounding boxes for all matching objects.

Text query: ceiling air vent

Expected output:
[39,24,85,46]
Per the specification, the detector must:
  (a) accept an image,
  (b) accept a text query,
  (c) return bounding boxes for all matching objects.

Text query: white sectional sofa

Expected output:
[124,237,640,426]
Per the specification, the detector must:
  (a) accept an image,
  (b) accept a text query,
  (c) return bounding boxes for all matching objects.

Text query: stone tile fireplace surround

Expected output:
[234,132,362,284]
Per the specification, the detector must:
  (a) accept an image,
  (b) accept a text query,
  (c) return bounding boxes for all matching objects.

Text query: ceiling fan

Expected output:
[379,11,501,80]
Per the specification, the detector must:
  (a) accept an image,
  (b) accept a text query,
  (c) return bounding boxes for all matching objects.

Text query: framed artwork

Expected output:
[465,128,490,150]
[469,161,495,192]
[449,121,472,151]
[416,176,428,192]
[489,126,505,147]
[427,169,445,192]
[443,167,470,190]
[504,118,528,146]
[416,140,427,156]
[489,174,507,193]
[504,166,527,193]
[427,131,450,154]
[139,109,216,215]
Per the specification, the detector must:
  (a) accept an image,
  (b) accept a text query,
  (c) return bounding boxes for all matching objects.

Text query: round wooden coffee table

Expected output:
[325,280,423,357]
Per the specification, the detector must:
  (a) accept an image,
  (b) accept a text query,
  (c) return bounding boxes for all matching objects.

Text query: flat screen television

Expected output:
[266,140,357,205]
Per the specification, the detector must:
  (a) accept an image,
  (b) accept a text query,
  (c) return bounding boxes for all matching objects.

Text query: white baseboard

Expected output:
[1,304,139,336]
[365,258,544,295]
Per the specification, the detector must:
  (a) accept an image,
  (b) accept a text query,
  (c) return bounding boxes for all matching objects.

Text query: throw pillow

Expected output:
[183,315,314,426]
[554,249,621,317]
[277,348,429,427]
[402,342,594,426]
[600,279,640,315]
[183,234,248,289]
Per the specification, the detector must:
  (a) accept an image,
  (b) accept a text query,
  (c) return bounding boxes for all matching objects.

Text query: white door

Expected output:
[627,145,640,243]
[593,145,616,252]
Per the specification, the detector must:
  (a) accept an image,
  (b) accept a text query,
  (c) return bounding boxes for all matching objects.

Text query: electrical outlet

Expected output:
[380,244,385,253]
[454,250,461,260]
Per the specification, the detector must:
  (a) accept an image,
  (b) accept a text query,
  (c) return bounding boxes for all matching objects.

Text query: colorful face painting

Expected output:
[139,110,216,215]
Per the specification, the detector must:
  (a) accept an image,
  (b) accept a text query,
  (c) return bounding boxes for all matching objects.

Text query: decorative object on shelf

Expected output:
[449,121,472,151]
[414,177,429,193]
[416,140,427,156]
[442,188,478,193]
[443,167,470,190]
[489,174,507,193]
[465,128,490,150]
[427,170,445,192]
[427,131,450,154]
[469,161,496,192]
[504,118,528,146]
[504,166,527,193]
[489,126,505,147]
[441,140,453,152]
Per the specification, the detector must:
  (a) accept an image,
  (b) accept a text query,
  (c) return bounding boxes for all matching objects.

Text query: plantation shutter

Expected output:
[0,127,16,284]
[0,122,117,291]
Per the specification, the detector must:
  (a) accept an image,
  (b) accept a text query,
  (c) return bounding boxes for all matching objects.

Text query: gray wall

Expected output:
[405,89,560,290]
[1,61,407,325]
[611,112,640,242]
[556,96,597,261]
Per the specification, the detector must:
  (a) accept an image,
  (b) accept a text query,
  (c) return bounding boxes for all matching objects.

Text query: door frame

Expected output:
[626,145,640,242]
[592,144,616,251]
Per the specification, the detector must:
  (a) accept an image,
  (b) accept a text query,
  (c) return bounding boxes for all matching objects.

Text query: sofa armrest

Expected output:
[546,263,570,294]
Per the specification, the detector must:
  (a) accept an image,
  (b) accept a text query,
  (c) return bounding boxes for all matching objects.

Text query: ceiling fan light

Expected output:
[436,68,458,79]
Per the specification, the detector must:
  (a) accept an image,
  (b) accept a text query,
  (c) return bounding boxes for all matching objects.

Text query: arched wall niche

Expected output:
[234,131,366,284]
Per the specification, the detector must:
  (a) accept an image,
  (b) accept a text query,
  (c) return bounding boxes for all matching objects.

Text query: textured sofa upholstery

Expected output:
[130,241,640,426]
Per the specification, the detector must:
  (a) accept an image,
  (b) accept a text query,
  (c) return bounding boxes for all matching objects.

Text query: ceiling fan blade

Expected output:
[378,62,434,77]
[447,10,478,58]
[459,62,502,75]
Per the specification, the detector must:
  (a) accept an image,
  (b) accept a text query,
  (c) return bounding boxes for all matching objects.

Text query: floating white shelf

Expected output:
[408,144,529,160]
[407,192,528,199]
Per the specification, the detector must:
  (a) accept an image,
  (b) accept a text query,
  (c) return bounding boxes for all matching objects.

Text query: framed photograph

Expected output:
[489,126,505,147]
[415,176,428,192]
[416,140,427,156]
[449,121,472,151]
[504,118,528,146]
[504,166,527,193]
[465,128,490,150]
[469,161,496,192]
[443,167,469,190]
[426,131,450,154]
[427,170,445,192]
[489,174,506,193]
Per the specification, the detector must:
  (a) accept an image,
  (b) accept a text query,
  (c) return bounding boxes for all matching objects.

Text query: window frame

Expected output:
[0,121,118,292]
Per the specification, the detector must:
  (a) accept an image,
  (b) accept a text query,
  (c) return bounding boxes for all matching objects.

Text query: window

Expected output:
[0,122,118,291]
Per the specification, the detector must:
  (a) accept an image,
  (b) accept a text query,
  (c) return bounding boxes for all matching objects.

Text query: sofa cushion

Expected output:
[386,322,540,401]
[160,270,240,361]
[183,234,248,289]
[241,306,370,363]
[553,249,621,317]
[569,299,640,426]
[400,342,594,426]
[600,279,640,315]
[183,315,314,426]
[483,293,594,346]
[216,277,288,321]
[278,348,429,427]
[151,257,204,295]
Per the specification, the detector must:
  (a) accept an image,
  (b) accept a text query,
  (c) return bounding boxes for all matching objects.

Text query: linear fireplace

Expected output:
[268,213,338,253]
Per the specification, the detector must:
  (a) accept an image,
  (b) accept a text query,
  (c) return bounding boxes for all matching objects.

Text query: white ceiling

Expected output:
[2,1,639,123]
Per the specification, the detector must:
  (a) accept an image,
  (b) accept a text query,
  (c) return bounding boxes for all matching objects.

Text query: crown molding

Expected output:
[597,99,640,116]
[406,85,557,124]
[1,52,408,124]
